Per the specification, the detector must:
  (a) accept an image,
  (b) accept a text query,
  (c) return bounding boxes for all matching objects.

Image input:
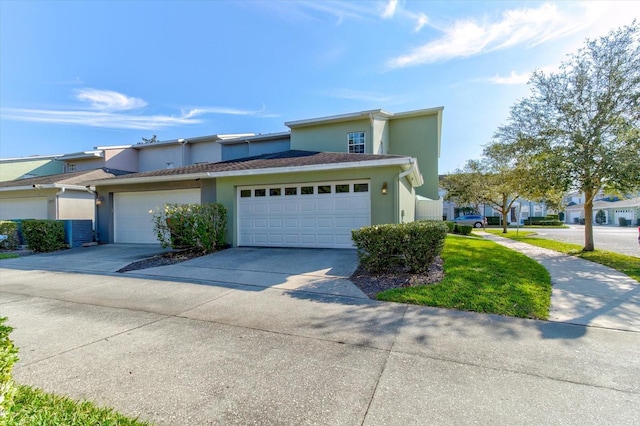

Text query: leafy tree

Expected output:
[441,160,486,215]
[480,144,526,233]
[492,22,640,251]
[442,150,524,233]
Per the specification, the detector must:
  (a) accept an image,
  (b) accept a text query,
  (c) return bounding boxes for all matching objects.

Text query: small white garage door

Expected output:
[0,197,48,221]
[114,189,200,243]
[238,180,370,249]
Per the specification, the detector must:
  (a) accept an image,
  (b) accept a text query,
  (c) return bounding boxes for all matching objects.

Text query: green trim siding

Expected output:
[388,114,440,199]
[0,160,63,182]
[290,119,371,153]
[398,177,415,223]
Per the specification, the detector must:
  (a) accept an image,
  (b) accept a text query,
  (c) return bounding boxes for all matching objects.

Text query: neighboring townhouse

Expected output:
[565,196,640,226]
[0,168,129,222]
[58,146,138,173]
[0,154,64,181]
[85,107,443,248]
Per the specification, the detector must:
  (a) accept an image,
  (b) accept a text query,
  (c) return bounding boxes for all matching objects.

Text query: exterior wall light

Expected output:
[381,182,388,195]
[95,196,104,206]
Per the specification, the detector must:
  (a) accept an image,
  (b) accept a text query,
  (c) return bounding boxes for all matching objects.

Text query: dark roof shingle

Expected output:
[0,168,131,188]
[102,150,408,181]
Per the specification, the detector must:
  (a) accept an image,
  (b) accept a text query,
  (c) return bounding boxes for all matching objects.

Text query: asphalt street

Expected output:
[514,225,640,257]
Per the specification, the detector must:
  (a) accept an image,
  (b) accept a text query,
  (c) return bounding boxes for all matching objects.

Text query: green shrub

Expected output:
[0,317,19,419]
[22,220,65,252]
[351,221,447,273]
[151,203,227,253]
[0,222,19,250]
[445,221,456,233]
[530,220,564,226]
[456,224,473,235]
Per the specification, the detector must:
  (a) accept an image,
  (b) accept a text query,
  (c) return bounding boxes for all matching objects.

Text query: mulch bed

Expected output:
[117,249,206,273]
[349,256,445,298]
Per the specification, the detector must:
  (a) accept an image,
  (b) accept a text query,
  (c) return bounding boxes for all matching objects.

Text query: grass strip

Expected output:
[484,229,640,282]
[8,385,151,426]
[377,234,551,319]
[0,253,19,259]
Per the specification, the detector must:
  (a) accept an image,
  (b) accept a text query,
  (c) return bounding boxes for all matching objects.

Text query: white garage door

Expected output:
[0,197,48,220]
[238,180,370,249]
[114,189,200,243]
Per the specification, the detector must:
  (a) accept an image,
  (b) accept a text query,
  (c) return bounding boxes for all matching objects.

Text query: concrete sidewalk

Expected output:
[1,268,639,425]
[479,232,640,332]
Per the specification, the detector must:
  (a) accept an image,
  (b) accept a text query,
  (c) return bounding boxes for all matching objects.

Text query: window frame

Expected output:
[347,131,366,154]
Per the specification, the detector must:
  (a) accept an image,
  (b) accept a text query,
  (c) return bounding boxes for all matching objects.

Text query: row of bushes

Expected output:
[151,203,227,253]
[444,221,473,235]
[0,220,66,253]
[351,220,447,273]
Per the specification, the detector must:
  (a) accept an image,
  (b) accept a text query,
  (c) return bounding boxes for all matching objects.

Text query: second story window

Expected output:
[347,132,365,153]
[65,163,76,172]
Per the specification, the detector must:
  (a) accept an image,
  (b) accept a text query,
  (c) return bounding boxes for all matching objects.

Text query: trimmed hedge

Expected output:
[0,222,19,250]
[351,221,447,273]
[22,220,65,252]
[0,317,19,419]
[151,203,227,253]
[444,221,456,233]
[444,221,474,235]
[456,224,473,235]
[530,220,564,226]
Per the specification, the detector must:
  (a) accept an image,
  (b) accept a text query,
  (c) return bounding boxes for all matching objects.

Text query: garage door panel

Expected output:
[114,189,200,244]
[238,181,370,249]
[317,218,333,228]
[300,201,315,212]
[269,218,283,228]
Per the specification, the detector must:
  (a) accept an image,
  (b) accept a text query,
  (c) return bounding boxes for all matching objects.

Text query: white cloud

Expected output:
[386,2,597,69]
[413,13,428,32]
[487,65,559,85]
[381,0,398,19]
[488,71,531,85]
[75,88,147,111]
[1,89,273,130]
[0,107,205,130]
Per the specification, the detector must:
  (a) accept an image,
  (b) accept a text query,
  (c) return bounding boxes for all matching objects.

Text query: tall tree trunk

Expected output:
[502,211,509,233]
[583,190,595,251]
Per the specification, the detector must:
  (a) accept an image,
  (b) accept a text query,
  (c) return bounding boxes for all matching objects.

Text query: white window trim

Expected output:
[347,131,366,154]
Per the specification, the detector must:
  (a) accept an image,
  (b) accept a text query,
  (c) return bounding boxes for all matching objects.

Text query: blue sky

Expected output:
[1,1,638,172]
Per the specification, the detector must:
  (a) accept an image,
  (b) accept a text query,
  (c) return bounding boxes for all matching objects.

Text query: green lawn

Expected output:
[8,385,151,425]
[0,253,19,259]
[377,234,552,319]
[483,229,640,282]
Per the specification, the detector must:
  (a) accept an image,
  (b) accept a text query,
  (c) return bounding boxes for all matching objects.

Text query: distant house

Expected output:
[85,107,444,247]
[0,154,64,182]
[565,196,640,226]
[0,169,128,222]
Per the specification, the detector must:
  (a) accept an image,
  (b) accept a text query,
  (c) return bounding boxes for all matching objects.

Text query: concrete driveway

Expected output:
[0,244,172,274]
[130,247,367,298]
[0,245,367,298]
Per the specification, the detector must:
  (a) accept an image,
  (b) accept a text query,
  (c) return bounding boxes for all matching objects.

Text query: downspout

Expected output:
[86,187,98,242]
[55,187,66,219]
